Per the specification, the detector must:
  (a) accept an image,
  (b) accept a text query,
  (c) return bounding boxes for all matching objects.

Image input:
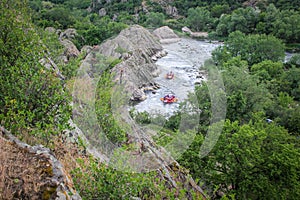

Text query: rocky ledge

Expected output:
[0,127,81,200]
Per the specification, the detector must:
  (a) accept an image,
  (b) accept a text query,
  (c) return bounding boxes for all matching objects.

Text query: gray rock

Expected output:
[153,26,180,44]
[165,5,178,17]
[60,39,80,60]
[99,8,106,16]
[60,28,78,40]
[45,27,56,33]
[182,26,192,34]
[131,89,147,101]
[81,45,93,55]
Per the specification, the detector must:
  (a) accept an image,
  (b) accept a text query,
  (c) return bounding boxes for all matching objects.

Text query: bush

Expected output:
[145,12,165,28]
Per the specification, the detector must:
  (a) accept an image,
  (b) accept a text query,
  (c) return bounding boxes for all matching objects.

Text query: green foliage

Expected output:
[287,54,300,68]
[273,9,300,43]
[72,156,199,199]
[29,0,42,12]
[186,7,213,32]
[286,53,300,68]
[211,4,230,18]
[268,0,300,11]
[278,67,300,100]
[225,65,272,122]
[215,7,259,36]
[213,31,285,66]
[95,70,127,144]
[251,60,284,81]
[40,7,76,29]
[64,0,91,9]
[256,4,279,34]
[179,118,300,199]
[164,18,185,31]
[144,12,165,28]
[72,157,157,199]
[213,3,300,44]
[164,112,181,132]
[74,16,128,47]
[131,111,151,125]
[0,0,70,141]
[145,0,164,13]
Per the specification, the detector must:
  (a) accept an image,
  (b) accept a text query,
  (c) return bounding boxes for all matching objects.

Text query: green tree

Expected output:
[273,10,300,43]
[144,12,165,28]
[278,67,300,100]
[40,7,76,29]
[222,58,272,122]
[187,7,213,31]
[180,118,300,199]
[198,57,272,124]
[215,7,259,36]
[256,4,279,34]
[211,4,230,18]
[251,60,284,81]
[213,31,285,66]
[286,53,300,68]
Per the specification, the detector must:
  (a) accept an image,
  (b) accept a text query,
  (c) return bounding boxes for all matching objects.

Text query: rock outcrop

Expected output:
[59,28,78,40]
[98,8,107,17]
[165,4,178,17]
[60,39,80,60]
[81,25,164,101]
[0,127,81,200]
[45,27,81,63]
[153,26,180,44]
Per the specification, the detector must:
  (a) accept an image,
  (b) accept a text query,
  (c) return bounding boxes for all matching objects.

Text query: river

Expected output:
[133,38,221,117]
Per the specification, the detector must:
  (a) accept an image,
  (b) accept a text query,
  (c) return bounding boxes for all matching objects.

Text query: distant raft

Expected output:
[160,94,178,104]
[165,71,174,79]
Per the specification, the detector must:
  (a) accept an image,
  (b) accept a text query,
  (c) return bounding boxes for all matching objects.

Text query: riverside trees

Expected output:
[179,118,300,199]
[177,29,300,198]
[212,31,285,66]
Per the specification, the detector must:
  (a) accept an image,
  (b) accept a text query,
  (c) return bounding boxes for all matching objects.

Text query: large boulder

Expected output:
[98,8,107,17]
[153,26,180,44]
[181,26,208,38]
[182,26,192,35]
[60,39,80,60]
[131,89,147,101]
[45,27,56,34]
[59,28,78,40]
[165,5,178,17]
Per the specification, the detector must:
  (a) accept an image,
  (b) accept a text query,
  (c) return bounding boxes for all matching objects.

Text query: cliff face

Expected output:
[0,127,81,200]
[82,25,166,100]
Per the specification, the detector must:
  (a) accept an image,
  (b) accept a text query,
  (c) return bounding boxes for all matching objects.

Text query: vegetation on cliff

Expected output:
[1,0,300,199]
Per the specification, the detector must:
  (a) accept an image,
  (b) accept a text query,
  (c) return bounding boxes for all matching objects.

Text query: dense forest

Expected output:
[1,0,300,199]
